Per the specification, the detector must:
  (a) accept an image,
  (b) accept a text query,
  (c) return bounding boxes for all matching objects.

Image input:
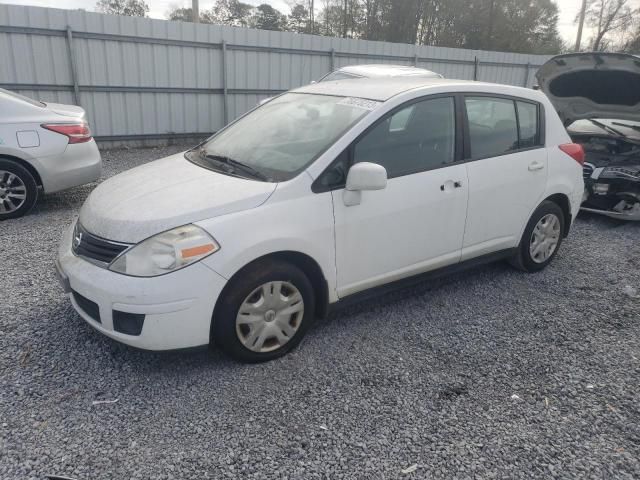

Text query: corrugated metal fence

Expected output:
[0,4,551,146]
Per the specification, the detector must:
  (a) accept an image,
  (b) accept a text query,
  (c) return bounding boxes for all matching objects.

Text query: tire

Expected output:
[509,200,565,272]
[212,258,315,363]
[0,159,38,220]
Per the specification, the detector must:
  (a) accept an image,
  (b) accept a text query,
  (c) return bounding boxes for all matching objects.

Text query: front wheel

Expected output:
[212,259,315,363]
[510,201,565,272]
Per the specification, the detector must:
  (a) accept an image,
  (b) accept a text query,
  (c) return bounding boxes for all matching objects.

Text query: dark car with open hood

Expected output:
[537,52,640,220]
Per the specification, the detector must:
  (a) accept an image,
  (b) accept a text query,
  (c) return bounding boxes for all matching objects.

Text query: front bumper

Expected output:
[581,173,640,221]
[580,204,640,220]
[57,224,227,350]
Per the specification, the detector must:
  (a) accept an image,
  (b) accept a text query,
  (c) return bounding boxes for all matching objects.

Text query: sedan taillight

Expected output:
[558,143,585,166]
[41,123,92,144]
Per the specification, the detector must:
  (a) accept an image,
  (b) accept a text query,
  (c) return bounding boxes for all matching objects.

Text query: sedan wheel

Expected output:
[236,281,304,353]
[0,170,28,214]
[529,213,561,263]
[0,160,38,220]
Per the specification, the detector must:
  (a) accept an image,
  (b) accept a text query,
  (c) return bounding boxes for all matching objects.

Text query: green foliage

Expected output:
[250,4,288,31]
[162,0,566,55]
[95,0,149,17]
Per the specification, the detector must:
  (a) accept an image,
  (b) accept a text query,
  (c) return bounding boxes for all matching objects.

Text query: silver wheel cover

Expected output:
[529,213,561,264]
[236,281,304,353]
[0,170,27,214]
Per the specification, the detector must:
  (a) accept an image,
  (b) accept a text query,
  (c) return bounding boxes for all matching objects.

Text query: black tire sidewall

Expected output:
[0,159,38,220]
[212,259,315,363]
[519,201,565,272]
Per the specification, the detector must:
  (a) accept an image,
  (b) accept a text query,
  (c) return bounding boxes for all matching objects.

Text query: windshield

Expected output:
[319,71,362,82]
[0,88,45,107]
[187,93,372,181]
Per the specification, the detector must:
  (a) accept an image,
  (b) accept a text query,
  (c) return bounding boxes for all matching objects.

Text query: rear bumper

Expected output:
[57,223,227,350]
[34,140,102,193]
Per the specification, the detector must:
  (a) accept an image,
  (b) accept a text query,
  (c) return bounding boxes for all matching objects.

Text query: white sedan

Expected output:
[0,88,101,219]
[57,78,584,362]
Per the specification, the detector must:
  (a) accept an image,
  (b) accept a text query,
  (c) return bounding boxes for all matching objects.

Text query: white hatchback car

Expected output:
[0,88,101,219]
[57,78,584,362]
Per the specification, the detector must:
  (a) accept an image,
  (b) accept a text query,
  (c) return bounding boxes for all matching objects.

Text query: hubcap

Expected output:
[0,170,27,214]
[236,281,304,353]
[529,213,561,264]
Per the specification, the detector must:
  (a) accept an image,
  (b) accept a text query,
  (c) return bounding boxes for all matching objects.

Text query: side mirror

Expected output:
[343,162,387,206]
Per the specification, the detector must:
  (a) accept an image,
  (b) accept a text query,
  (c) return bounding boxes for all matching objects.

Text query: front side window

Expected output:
[353,96,456,178]
[187,93,372,182]
[465,97,518,159]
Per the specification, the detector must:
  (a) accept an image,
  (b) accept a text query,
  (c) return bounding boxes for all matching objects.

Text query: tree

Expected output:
[95,0,149,17]
[209,0,254,27]
[583,0,638,51]
[288,4,310,32]
[250,4,288,31]
[166,6,214,23]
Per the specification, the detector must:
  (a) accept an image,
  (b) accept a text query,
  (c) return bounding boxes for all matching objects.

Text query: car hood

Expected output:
[79,153,277,243]
[45,102,86,120]
[536,52,640,125]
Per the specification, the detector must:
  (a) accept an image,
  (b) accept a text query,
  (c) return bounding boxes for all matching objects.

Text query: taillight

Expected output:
[558,143,585,166]
[41,123,92,144]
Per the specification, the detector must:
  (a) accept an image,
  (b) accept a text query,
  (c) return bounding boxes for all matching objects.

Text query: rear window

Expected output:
[0,88,45,108]
[466,97,518,159]
[465,96,541,159]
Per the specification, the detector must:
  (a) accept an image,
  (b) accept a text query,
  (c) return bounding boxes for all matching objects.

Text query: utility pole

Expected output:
[486,0,495,50]
[575,0,587,51]
[193,0,200,23]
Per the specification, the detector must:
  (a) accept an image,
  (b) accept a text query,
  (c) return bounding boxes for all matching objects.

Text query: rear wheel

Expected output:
[510,201,565,272]
[0,159,38,220]
[212,259,315,363]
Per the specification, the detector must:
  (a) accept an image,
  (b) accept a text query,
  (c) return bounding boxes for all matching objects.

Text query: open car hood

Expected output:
[536,52,640,125]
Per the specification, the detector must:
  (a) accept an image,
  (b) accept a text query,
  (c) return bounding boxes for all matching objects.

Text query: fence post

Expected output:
[65,26,81,106]
[330,48,335,72]
[473,56,479,81]
[221,40,228,126]
[522,62,530,87]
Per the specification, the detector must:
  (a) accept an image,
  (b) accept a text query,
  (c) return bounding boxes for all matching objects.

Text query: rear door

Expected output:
[461,96,547,259]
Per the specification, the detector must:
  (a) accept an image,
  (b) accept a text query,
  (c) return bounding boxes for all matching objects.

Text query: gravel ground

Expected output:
[1,145,639,480]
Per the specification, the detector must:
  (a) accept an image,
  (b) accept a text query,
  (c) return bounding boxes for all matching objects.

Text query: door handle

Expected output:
[440,180,463,191]
[528,161,544,171]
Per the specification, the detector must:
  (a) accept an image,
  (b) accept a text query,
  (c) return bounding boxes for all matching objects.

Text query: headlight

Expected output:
[109,225,220,277]
[601,165,640,179]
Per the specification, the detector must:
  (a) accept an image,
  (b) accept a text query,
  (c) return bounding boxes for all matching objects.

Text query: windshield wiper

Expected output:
[588,119,628,139]
[612,121,640,133]
[199,152,271,181]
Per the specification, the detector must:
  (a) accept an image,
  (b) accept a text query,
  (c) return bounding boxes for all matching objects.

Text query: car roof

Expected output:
[293,77,543,102]
[336,64,442,78]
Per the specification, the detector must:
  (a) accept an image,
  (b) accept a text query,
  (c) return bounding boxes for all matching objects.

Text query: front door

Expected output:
[329,95,469,298]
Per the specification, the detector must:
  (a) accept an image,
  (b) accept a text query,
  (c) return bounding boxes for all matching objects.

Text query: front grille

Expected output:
[583,163,595,180]
[72,290,101,323]
[72,222,130,264]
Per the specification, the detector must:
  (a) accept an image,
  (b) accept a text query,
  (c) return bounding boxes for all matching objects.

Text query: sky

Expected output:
[0,0,590,46]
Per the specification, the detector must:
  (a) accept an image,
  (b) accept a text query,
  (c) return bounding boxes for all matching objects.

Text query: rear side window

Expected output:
[516,101,540,148]
[353,96,456,178]
[465,97,518,159]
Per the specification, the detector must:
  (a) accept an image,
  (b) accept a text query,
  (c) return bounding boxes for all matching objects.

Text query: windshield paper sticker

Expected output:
[337,97,381,111]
